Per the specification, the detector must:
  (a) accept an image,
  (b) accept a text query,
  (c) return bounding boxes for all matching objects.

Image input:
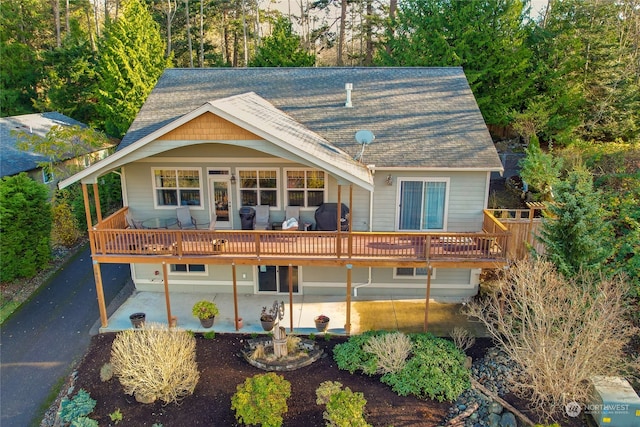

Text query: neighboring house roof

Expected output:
[121,67,503,171]
[1,112,93,177]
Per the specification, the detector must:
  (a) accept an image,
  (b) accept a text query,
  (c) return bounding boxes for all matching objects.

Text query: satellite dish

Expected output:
[355,130,375,145]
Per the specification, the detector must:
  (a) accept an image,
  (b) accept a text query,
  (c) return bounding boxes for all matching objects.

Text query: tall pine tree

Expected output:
[96,0,171,138]
[249,16,315,67]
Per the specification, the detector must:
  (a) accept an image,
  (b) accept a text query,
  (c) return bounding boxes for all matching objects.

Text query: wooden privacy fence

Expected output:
[486,206,545,260]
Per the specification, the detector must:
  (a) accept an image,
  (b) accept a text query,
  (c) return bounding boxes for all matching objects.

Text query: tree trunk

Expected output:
[65,0,70,37]
[185,0,193,67]
[165,0,176,58]
[386,0,397,55]
[337,0,347,66]
[364,0,373,65]
[53,0,61,48]
[199,0,204,67]
[241,0,248,66]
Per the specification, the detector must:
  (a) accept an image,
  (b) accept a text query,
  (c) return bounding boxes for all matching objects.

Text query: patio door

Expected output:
[257,266,299,293]
[209,177,232,228]
[397,179,449,231]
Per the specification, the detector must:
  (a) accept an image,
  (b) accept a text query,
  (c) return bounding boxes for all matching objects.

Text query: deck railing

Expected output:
[90,208,511,263]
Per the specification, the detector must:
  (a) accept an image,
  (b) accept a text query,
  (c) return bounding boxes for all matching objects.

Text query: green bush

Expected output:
[58,389,96,425]
[333,332,470,403]
[381,333,469,402]
[51,194,82,247]
[0,173,51,282]
[316,381,371,427]
[231,372,291,427]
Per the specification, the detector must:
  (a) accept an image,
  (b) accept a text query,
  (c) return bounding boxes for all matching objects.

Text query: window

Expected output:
[170,264,206,274]
[238,169,278,207]
[394,267,436,279]
[398,178,449,231]
[42,167,54,184]
[285,170,326,207]
[152,168,202,208]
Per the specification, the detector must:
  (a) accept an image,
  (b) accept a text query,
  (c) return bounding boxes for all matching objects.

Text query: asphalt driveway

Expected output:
[0,244,131,427]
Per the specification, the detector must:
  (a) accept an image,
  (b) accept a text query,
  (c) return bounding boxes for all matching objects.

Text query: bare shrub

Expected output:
[362,331,412,374]
[286,335,301,353]
[465,259,638,418]
[110,323,199,404]
[449,327,475,353]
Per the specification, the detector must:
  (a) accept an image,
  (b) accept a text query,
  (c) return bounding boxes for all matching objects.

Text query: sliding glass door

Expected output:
[398,179,448,231]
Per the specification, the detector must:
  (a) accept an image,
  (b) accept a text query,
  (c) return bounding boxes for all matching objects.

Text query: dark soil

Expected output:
[72,334,493,427]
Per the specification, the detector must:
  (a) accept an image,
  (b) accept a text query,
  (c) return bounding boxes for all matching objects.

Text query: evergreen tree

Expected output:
[537,165,613,277]
[376,0,532,126]
[0,174,52,282]
[249,16,315,67]
[96,0,171,138]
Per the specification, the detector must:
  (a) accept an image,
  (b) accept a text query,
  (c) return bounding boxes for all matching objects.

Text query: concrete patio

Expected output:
[100,291,489,337]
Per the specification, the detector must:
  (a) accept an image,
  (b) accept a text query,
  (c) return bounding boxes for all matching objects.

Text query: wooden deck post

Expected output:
[162,262,176,326]
[337,185,342,257]
[288,264,293,332]
[423,264,433,332]
[81,184,95,251]
[92,183,102,223]
[92,260,108,327]
[232,263,240,330]
[345,263,352,334]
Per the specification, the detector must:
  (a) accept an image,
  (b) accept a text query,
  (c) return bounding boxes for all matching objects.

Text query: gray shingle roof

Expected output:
[121,67,503,170]
[1,112,86,177]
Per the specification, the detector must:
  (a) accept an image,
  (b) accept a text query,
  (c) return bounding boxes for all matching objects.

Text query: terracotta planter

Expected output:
[199,317,215,328]
[129,312,146,328]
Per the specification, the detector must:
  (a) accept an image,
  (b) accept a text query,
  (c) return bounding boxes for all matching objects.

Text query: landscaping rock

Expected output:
[488,412,501,427]
[499,412,517,427]
[489,401,503,414]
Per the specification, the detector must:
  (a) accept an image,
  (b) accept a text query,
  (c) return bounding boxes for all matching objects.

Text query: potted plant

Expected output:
[192,300,219,328]
[314,314,330,332]
[260,306,276,331]
[129,312,146,328]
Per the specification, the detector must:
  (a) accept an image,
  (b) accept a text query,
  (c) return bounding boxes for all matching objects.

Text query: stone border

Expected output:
[241,337,324,371]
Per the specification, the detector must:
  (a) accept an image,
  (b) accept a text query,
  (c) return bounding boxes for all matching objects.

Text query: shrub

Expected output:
[50,194,82,247]
[0,173,52,282]
[58,389,96,425]
[449,327,475,353]
[333,331,469,402]
[316,381,371,427]
[362,331,412,374]
[316,381,344,405]
[333,330,381,375]
[231,372,291,427]
[465,259,638,417]
[380,333,469,402]
[324,388,371,427]
[110,323,199,404]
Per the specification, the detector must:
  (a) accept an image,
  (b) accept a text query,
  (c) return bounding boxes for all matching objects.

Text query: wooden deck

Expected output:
[93,229,507,269]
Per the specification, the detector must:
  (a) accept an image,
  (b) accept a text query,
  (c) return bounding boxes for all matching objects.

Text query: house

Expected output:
[59,67,512,332]
[0,112,115,191]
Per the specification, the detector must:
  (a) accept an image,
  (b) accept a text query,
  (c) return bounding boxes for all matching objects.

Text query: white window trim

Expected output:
[283,168,327,208]
[169,264,208,275]
[151,167,204,210]
[395,177,450,231]
[236,167,280,209]
[393,267,437,280]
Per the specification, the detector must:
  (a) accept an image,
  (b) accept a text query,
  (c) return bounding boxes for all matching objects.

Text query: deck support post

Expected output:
[232,263,240,330]
[92,260,108,328]
[345,263,352,334]
[162,262,175,326]
[423,264,433,332]
[288,264,294,332]
[92,183,102,223]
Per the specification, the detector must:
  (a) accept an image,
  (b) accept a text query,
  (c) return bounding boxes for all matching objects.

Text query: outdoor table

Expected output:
[142,217,178,229]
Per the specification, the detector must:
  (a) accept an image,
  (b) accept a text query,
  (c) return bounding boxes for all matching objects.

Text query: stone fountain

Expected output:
[242,300,324,371]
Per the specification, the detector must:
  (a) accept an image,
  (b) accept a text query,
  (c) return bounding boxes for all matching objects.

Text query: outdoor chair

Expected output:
[254,205,270,230]
[176,206,210,229]
[125,212,143,229]
[283,206,311,230]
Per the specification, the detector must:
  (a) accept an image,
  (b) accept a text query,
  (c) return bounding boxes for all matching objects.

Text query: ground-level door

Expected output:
[257,266,300,293]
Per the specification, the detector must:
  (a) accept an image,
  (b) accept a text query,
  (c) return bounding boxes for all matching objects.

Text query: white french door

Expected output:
[209,178,232,228]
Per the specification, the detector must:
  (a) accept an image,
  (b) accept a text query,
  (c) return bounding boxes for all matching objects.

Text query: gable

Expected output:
[158,112,262,141]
